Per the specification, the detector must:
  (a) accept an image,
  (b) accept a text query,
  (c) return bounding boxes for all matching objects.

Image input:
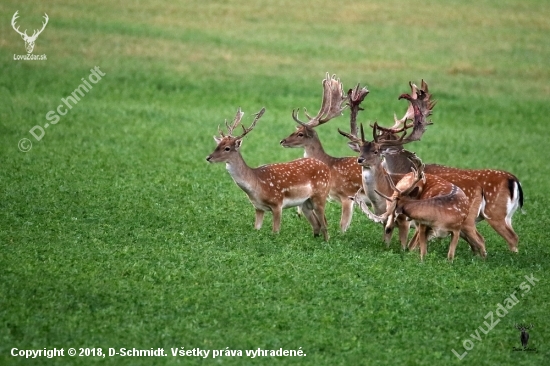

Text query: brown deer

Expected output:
[372,80,523,252]
[206,107,331,240]
[359,157,487,260]
[280,74,365,232]
[339,123,412,247]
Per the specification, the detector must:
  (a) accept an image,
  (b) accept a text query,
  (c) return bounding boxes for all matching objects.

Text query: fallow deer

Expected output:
[206,108,331,240]
[374,80,523,252]
[280,73,365,232]
[339,124,412,247]
[359,157,486,260]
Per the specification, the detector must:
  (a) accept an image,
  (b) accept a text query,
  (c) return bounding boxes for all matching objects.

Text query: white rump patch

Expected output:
[506,181,520,226]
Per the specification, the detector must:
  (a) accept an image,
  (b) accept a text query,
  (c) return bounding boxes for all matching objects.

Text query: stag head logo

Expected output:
[514,324,533,349]
[11,11,49,54]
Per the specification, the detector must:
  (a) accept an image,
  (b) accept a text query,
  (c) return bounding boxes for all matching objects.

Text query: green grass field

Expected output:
[1,0,549,365]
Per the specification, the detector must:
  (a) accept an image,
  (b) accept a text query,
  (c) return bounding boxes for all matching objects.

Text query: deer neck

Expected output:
[382,148,414,174]
[362,160,393,213]
[225,153,259,195]
[303,138,329,161]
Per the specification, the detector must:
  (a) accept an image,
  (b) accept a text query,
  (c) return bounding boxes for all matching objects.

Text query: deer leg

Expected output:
[447,230,461,261]
[272,206,283,233]
[418,224,428,260]
[339,197,354,233]
[300,201,321,237]
[254,209,265,230]
[486,218,519,252]
[461,226,487,258]
[461,197,484,254]
[396,214,411,250]
[383,212,394,246]
[310,196,329,241]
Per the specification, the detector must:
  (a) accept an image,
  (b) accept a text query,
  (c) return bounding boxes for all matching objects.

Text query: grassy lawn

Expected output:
[1,0,549,365]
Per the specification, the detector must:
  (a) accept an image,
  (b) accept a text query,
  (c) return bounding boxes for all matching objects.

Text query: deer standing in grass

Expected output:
[339,123,412,247]
[373,80,523,252]
[358,156,487,260]
[280,74,366,232]
[206,108,331,240]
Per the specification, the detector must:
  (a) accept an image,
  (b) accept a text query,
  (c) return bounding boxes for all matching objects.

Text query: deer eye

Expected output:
[374,150,379,155]
[298,133,304,137]
[224,146,230,151]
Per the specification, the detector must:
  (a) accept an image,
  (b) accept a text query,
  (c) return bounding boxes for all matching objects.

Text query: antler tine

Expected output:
[381,166,402,195]
[291,109,308,126]
[337,128,360,142]
[225,107,244,136]
[234,107,265,140]
[372,122,380,143]
[217,124,225,138]
[360,123,366,143]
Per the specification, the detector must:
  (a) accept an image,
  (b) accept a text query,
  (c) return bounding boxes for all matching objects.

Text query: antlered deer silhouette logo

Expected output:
[515,324,533,349]
[11,11,49,54]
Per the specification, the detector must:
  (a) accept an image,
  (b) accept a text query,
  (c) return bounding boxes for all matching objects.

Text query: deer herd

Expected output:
[206,73,524,261]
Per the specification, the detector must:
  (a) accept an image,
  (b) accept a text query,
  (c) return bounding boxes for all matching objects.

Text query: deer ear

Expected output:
[347,141,360,153]
[235,139,243,150]
[213,135,222,144]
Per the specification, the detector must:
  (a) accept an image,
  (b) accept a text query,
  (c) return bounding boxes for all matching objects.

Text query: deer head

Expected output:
[11,11,49,54]
[206,107,265,163]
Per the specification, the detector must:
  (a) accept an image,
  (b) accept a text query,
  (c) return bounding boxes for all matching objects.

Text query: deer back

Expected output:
[396,174,469,229]
[251,158,331,208]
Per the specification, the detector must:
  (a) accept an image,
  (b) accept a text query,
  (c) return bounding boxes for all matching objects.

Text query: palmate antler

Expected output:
[292,73,348,128]
[347,83,369,138]
[217,107,265,139]
[374,80,436,147]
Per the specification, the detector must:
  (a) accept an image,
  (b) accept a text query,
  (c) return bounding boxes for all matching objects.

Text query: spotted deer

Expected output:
[280,74,366,232]
[359,157,487,260]
[373,80,523,252]
[206,108,331,240]
[339,123,412,247]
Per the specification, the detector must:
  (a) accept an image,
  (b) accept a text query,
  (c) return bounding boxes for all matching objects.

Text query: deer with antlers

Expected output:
[339,123,413,247]
[280,73,366,232]
[356,156,487,260]
[11,11,49,54]
[207,108,331,240]
[367,80,523,252]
